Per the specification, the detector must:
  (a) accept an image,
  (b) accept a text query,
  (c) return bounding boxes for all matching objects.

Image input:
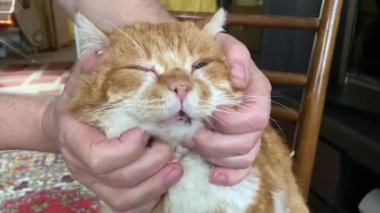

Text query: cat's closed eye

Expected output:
[121,65,157,74]
[192,60,209,71]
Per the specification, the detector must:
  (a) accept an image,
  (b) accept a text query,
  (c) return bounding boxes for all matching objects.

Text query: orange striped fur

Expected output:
[67,9,309,213]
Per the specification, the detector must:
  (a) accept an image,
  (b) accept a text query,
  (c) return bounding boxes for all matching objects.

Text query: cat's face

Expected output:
[68,10,242,133]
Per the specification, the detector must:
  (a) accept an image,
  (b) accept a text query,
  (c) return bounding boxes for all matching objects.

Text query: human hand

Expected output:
[42,50,183,212]
[185,33,271,186]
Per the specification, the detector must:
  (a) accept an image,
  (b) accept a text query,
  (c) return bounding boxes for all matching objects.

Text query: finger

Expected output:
[210,166,252,186]
[187,128,260,158]
[60,148,93,180]
[213,61,272,134]
[98,141,174,188]
[92,163,183,212]
[113,200,160,213]
[63,48,108,96]
[205,139,260,169]
[64,124,149,174]
[216,33,251,89]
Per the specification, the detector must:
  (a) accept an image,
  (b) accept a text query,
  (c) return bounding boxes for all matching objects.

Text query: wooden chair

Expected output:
[172,0,343,198]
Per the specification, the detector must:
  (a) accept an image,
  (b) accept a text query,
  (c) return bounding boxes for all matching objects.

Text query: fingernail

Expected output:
[230,64,246,84]
[166,160,178,164]
[164,165,182,185]
[95,49,104,56]
[212,172,227,184]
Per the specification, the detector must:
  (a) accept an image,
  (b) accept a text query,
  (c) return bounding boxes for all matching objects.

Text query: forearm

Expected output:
[54,0,174,32]
[0,94,59,152]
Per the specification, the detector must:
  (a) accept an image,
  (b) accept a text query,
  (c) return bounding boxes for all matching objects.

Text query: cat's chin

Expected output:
[158,110,192,125]
[142,118,204,145]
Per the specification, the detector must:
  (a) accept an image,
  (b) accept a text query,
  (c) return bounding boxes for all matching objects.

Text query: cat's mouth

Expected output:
[160,110,192,125]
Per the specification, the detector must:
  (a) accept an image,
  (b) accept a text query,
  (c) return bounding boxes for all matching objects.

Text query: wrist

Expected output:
[0,94,59,152]
[39,96,60,153]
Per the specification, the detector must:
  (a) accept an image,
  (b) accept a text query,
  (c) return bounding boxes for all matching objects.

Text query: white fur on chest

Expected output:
[100,113,259,213]
[166,153,259,213]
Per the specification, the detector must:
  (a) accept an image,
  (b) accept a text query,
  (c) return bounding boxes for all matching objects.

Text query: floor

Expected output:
[0,47,75,94]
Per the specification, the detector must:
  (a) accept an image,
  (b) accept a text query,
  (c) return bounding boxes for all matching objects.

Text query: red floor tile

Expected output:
[0,71,35,76]
[30,76,58,84]
[0,75,31,81]
[0,80,24,87]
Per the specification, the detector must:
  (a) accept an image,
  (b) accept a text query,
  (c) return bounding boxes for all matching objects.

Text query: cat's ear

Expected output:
[202,8,227,35]
[75,13,108,54]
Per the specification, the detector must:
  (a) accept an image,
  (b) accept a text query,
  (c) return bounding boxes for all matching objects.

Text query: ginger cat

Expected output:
[67,9,309,213]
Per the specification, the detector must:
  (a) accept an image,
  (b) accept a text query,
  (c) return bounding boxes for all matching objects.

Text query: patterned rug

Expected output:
[0,62,101,212]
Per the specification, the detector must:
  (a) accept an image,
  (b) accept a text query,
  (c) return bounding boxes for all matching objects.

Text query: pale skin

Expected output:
[0,0,271,212]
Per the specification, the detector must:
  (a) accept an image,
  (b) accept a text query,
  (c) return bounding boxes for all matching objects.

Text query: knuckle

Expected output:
[153,142,174,161]
[87,157,106,175]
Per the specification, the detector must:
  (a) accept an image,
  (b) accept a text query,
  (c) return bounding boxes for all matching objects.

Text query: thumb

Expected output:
[216,33,251,89]
[64,49,107,96]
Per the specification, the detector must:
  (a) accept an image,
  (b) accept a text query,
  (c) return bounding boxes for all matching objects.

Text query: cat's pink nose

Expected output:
[169,81,192,102]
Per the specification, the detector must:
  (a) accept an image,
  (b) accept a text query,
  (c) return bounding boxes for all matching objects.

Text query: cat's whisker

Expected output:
[241,95,292,111]
[221,94,294,113]
[84,102,125,117]
[212,106,253,122]
[219,101,271,125]
[117,29,146,58]
[207,113,228,127]
[268,118,287,141]
[224,94,285,98]
[213,108,259,129]
[128,26,146,56]
[235,102,270,118]
[236,102,287,138]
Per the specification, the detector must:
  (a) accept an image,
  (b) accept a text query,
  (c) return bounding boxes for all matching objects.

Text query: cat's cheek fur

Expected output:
[100,110,137,139]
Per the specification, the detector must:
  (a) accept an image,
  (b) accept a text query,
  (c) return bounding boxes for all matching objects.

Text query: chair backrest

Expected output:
[172,0,343,198]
